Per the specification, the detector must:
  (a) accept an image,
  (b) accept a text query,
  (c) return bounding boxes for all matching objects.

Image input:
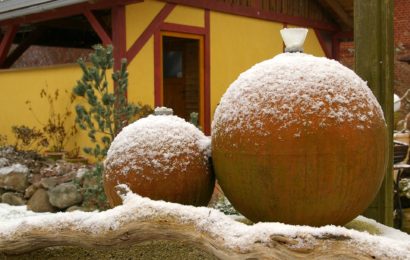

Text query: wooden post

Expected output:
[112,5,126,72]
[354,0,394,226]
[111,4,127,134]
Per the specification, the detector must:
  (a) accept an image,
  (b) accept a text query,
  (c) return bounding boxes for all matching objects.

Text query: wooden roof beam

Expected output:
[317,0,353,30]
[1,27,44,68]
[0,25,18,66]
[162,0,337,31]
[84,9,112,45]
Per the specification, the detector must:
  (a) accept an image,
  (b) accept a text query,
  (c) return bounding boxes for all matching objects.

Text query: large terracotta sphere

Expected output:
[104,114,214,207]
[212,53,387,226]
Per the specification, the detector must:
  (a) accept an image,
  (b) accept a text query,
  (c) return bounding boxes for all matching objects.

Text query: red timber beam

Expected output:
[1,28,44,68]
[332,31,353,61]
[111,4,128,118]
[0,25,18,66]
[163,0,337,31]
[159,23,206,35]
[0,0,143,26]
[154,31,161,107]
[126,3,176,62]
[83,9,112,45]
[314,29,333,59]
[112,5,127,71]
[203,9,211,135]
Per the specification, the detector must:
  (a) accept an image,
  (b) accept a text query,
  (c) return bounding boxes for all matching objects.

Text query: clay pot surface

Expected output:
[104,115,214,207]
[212,53,387,226]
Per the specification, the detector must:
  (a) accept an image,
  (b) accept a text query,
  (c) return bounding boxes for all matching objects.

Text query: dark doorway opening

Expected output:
[162,35,201,124]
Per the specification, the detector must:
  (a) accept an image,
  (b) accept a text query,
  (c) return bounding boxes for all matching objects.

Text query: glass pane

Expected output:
[163,50,183,78]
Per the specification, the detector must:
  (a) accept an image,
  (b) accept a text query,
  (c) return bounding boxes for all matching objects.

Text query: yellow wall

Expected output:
[165,5,204,27]
[127,37,155,107]
[304,28,326,57]
[125,1,165,50]
[210,12,284,119]
[0,64,92,155]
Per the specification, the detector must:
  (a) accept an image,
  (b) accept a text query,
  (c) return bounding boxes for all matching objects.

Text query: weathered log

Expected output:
[0,186,409,259]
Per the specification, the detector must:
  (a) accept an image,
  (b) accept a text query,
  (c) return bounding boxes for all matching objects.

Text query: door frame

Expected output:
[154,15,210,134]
[158,31,204,128]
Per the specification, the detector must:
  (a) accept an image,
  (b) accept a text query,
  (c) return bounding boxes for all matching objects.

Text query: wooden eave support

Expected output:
[1,27,44,68]
[355,0,394,226]
[83,9,112,45]
[0,25,18,66]
[0,0,143,27]
[317,0,353,30]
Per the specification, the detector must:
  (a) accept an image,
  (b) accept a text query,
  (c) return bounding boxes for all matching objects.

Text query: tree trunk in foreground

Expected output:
[0,187,407,259]
[0,220,380,259]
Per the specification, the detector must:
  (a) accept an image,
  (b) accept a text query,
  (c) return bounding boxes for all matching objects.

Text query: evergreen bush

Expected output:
[73,45,152,161]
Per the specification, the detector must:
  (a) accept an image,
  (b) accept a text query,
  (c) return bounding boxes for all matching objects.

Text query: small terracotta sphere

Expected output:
[212,53,387,226]
[104,113,214,207]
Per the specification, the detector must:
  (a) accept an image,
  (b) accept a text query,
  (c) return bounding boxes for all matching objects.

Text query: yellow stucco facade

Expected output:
[0,65,92,154]
[0,0,327,156]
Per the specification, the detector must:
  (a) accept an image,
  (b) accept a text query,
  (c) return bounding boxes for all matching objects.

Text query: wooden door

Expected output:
[162,35,201,122]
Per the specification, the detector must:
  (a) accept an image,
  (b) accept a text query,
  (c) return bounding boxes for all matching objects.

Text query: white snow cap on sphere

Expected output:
[105,115,211,176]
[212,53,385,137]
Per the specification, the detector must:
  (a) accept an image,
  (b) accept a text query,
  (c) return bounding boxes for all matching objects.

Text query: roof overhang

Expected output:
[0,0,88,22]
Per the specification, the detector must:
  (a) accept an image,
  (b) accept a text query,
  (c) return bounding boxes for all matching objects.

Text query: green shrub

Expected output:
[73,45,152,161]
[78,164,110,210]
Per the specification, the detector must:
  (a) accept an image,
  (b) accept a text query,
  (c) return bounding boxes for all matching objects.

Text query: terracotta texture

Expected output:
[103,116,214,208]
[212,54,387,226]
[104,150,214,207]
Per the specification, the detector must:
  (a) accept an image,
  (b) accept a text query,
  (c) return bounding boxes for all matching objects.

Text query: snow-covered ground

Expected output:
[1,187,409,259]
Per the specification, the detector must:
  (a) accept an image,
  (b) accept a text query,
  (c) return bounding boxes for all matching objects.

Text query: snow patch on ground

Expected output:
[0,188,409,259]
[0,163,28,175]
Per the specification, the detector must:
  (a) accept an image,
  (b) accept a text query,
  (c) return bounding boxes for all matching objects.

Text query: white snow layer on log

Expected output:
[0,185,409,259]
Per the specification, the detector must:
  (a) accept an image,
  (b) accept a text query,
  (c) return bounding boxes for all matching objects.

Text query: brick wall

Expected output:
[339,0,410,118]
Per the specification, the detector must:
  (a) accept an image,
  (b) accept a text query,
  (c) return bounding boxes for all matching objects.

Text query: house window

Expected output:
[163,50,183,78]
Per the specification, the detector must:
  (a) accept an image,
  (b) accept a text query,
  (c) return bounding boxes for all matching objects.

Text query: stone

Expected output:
[66,205,83,212]
[27,189,57,213]
[0,165,29,192]
[40,177,58,189]
[1,192,26,206]
[0,158,9,167]
[48,183,83,209]
[28,173,42,185]
[24,184,38,198]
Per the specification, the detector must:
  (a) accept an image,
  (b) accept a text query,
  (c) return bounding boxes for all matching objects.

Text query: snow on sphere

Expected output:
[212,53,387,226]
[104,115,214,207]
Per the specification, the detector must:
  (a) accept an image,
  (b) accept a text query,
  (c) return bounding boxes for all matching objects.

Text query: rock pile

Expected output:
[0,147,99,212]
